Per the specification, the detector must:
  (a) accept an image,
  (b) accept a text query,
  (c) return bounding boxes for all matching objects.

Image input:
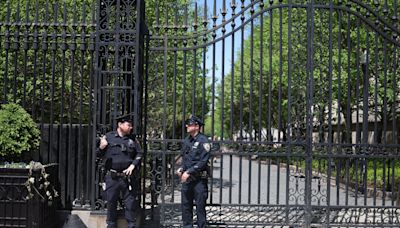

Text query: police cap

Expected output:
[185,115,204,126]
[116,112,133,124]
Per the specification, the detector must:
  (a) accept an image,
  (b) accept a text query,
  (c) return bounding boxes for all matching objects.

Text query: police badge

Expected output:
[203,143,211,152]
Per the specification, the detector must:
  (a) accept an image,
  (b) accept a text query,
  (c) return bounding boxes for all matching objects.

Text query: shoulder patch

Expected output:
[203,143,211,152]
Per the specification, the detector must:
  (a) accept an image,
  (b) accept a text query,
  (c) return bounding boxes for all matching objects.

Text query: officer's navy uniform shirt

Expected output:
[181,133,210,175]
[99,131,142,172]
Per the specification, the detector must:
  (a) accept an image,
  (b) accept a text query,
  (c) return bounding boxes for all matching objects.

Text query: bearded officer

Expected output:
[98,113,142,228]
[176,115,211,228]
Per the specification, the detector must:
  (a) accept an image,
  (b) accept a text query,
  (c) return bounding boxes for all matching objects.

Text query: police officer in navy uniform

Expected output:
[176,115,211,228]
[97,113,142,228]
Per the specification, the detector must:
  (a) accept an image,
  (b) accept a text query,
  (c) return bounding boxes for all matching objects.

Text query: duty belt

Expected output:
[107,169,134,191]
[108,169,126,178]
[189,170,208,179]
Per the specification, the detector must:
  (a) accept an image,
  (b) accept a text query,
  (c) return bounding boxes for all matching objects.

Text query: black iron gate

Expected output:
[91,0,146,210]
[143,0,400,227]
[1,0,399,227]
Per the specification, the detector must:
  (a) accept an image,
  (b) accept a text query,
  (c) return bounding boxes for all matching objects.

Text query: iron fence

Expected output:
[0,0,399,227]
[144,0,400,227]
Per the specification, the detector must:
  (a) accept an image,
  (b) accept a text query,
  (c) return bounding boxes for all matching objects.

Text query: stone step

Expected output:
[69,210,124,228]
[59,206,161,228]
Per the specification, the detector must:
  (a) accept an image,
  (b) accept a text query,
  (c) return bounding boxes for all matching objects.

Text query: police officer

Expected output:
[176,115,211,228]
[97,113,142,228]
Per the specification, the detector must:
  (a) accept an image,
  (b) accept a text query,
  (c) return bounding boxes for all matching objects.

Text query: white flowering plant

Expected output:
[24,161,59,202]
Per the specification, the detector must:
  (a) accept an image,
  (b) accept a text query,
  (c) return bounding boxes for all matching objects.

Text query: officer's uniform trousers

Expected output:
[105,173,137,228]
[181,176,208,228]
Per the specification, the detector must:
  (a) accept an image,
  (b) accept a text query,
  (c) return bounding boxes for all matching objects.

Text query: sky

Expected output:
[202,0,253,81]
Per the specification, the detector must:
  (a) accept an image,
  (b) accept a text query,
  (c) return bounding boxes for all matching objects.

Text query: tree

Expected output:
[218,1,400,145]
[0,0,94,123]
[218,5,309,142]
[0,0,212,138]
[144,0,212,139]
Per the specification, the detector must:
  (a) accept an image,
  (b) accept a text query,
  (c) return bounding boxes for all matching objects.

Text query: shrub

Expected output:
[0,103,40,161]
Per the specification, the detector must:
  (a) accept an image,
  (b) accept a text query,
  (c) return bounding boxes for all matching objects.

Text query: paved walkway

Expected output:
[145,155,397,227]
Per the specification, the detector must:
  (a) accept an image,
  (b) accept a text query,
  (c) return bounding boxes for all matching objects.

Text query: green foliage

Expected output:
[219,7,306,139]
[0,0,210,134]
[144,0,212,139]
[0,103,40,160]
[0,0,94,123]
[218,2,400,142]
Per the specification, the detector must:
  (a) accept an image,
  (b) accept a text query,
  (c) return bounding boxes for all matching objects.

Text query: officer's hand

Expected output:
[175,168,183,177]
[99,135,108,149]
[123,164,135,176]
[181,171,190,183]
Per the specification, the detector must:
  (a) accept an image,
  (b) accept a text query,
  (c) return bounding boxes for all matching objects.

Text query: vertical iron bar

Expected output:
[382,36,388,206]
[258,2,264,205]
[336,2,343,207]
[363,32,371,206]
[161,28,168,210]
[390,11,398,211]
[305,1,316,226]
[326,2,334,223]
[372,30,379,208]
[192,2,198,114]
[91,0,100,209]
[22,0,30,108]
[70,0,78,203]
[39,0,49,176]
[230,1,236,141]
[77,7,84,205]
[78,0,87,205]
[2,1,11,104]
[211,1,216,142]
[229,0,236,204]
[210,0,217,205]
[12,1,21,103]
[182,5,188,138]
[170,7,178,203]
[248,4,255,205]
[143,33,150,213]
[277,0,283,205]
[135,0,145,135]
[201,0,207,120]
[50,2,59,165]
[354,8,361,205]
[201,32,206,121]
[31,0,40,120]
[248,0,255,139]
[113,0,121,124]
[58,2,68,203]
[238,0,245,206]
[267,4,274,205]
[86,2,95,207]
[285,0,293,223]
[172,7,178,140]
[345,8,351,206]
[392,46,398,147]
[219,0,227,206]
